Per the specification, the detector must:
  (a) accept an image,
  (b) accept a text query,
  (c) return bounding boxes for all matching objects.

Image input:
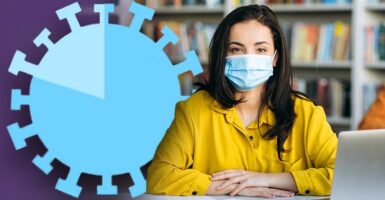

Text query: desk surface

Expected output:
[134,194,330,200]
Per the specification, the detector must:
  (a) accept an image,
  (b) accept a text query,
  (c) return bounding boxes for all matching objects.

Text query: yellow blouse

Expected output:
[146,90,337,196]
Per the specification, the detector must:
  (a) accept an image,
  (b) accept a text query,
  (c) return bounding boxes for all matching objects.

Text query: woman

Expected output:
[146,4,337,198]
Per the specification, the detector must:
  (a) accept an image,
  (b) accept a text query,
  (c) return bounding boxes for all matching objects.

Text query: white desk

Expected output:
[134,194,330,200]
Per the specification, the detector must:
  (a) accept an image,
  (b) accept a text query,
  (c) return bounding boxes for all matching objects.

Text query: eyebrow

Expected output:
[228,41,270,46]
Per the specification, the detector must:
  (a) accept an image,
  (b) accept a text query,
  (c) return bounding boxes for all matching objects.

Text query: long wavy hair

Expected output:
[197,4,309,160]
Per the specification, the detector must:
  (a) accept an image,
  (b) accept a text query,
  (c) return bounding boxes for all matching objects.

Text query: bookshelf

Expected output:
[155,5,224,14]
[366,62,385,69]
[365,3,385,11]
[291,61,352,69]
[119,0,385,131]
[263,3,352,13]
[327,116,351,126]
[353,1,385,129]
[133,2,225,79]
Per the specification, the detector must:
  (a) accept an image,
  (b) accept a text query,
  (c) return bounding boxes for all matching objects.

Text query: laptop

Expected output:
[331,129,385,200]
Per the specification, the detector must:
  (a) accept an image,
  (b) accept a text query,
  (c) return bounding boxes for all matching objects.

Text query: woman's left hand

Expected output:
[210,170,272,196]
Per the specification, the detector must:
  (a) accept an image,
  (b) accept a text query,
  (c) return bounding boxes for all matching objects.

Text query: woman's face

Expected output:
[227,20,277,66]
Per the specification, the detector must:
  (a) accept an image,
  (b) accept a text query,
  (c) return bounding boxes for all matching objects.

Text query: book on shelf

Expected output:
[141,20,217,64]
[282,21,351,64]
[363,83,385,114]
[294,78,351,119]
[364,23,385,63]
[231,0,351,6]
[139,0,224,8]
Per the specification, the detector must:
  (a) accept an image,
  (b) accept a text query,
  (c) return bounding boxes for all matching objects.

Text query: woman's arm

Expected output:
[147,158,211,196]
[211,106,337,196]
[267,172,298,192]
[146,102,211,195]
[206,179,295,198]
[290,106,337,196]
[211,170,297,195]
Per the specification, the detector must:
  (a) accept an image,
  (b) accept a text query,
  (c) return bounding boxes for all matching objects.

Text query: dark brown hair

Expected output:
[197,4,309,160]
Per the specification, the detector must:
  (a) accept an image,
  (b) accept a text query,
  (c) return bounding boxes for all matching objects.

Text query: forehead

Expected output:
[228,20,274,45]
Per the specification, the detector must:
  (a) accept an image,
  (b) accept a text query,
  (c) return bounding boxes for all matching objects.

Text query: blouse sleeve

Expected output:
[291,106,338,196]
[146,101,211,196]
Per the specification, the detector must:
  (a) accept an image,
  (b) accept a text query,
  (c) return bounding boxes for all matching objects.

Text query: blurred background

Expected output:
[1,0,385,200]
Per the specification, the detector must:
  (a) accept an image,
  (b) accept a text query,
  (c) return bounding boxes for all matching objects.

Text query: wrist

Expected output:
[206,180,239,195]
[253,172,272,188]
[266,172,298,192]
[265,173,273,188]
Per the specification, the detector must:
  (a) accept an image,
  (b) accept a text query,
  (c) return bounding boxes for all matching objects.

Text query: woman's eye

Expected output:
[230,48,241,53]
[256,48,266,53]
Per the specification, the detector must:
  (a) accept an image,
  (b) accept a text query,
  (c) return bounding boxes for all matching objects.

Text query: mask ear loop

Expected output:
[272,50,277,59]
[272,50,277,67]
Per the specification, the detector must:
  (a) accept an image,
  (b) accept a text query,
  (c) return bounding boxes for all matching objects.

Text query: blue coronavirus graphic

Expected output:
[7,2,202,198]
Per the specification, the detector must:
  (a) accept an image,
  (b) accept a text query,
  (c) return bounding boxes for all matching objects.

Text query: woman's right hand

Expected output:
[206,181,238,195]
[236,187,295,198]
[206,181,295,197]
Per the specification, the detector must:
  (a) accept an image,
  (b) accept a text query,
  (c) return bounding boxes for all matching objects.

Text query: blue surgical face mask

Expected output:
[224,51,276,91]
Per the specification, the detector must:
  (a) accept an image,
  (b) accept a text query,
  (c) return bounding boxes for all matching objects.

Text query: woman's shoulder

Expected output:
[292,93,323,116]
[291,93,333,135]
[177,89,214,112]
